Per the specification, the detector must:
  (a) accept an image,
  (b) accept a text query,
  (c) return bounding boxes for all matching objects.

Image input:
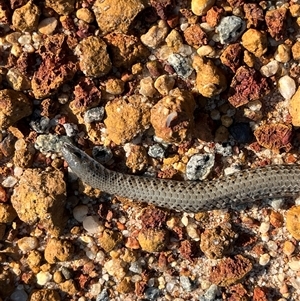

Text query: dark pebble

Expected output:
[229,122,253,144]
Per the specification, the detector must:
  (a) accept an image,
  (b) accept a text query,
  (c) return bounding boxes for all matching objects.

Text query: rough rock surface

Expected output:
[254,123,292,151]
[12,0,40,32]
[29,289,61,301]
[0,89,32,129]
[104,95,151,144]
[44,238,74,264]
[11,168,66,237]
[228,66,270,107]
[150,88,196,143]
[76,36,112,77]
[193,56,227,98]
[31,34,77,99]
[209,255,253,286]
[93,0,147,35]
[45,0,75,15]
[104,33,149,68]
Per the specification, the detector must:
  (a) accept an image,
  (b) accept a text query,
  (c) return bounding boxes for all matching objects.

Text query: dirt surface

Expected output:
[1,0,300,300]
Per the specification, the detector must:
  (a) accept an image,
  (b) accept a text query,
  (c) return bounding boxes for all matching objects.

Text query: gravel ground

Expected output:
[1,0,300,300]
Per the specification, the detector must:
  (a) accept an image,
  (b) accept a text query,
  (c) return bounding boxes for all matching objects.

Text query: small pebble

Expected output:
[186,153,215,180]
[259,222,270,234]
[260,60,279,77]
[30,116,51,133]
[36,271,52,285]
[2,176,18,188]
[259,253,270,266]
[82,216,103,234]
[10,289,28,301]
[288,259,300,271]
[63,123,78,137]
[96,289,109,301]
[84,107,105,123]
[167,53,194,78]
[216,16,245,44]
[17,237,38,252]
[198,284,221,301]
[148,144,165,159]
[144,287,160,300]
[282,241,295,256]
[229,123,253,144]
[92,146,113,164]
[278,75,296,100]
[73,205,89,222]
[180,276,193,292]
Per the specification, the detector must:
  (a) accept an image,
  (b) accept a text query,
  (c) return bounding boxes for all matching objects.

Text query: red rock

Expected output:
[253,286,268,301]
[228,66,270,107]
[254,123,292,151]
[209,255,253,286]
[206,6,223,27]
[265,8,287,41]
[243,3,264,28]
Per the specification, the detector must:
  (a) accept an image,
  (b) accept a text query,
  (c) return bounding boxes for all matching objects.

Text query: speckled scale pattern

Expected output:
[62,144,300,212]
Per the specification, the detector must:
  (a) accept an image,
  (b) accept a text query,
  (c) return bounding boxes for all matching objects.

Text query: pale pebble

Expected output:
[82,216,103,234]
[260,60,279,77]
[36,271,52,285]
[278,75,296,100]
[73,205,89,222]
[259,253,270,266]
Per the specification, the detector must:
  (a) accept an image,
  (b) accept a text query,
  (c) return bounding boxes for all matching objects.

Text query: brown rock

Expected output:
[265,7,287,41]
[228,66,270,107]
[254,123,292,151]
[105,78,125,95]
[44,238,74,264]
[126,145,148,173]
[191,0,216,16]
[27,250,42,272]
[116,277,134,294]
[209,255,253,286]
[29,289,61,301]
[45,0,75,15]
[292,41,300,61]
[289,86,300,126]
[150,88,195,143]
[141,20,169,48]
[6,67,31,91]
[220,44,243,72]
[0,89,32,129]
[77,36,111,77]
[12,0,40,32]
[104,33,149,68]
[140,207,168,229]
[286,206,300,240]
[93,0,147,35]
[31,34,77,99]
[183,24,207,48]
[69,77,102,123]
[253,287,268,301]
[76,8,94,23]
[104,95,151,144]
[13,139,35,168]
[0,203,17,223]
[98,229,122,252]
[206,6,223,27]
[11,168,66,237]
[200,224,237,259]
[269,210,283,228]
[60,280,77,295]
[243,3,264,28]
[138,228,169,252]
[241,29,267,57]
[193,56,227,98]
